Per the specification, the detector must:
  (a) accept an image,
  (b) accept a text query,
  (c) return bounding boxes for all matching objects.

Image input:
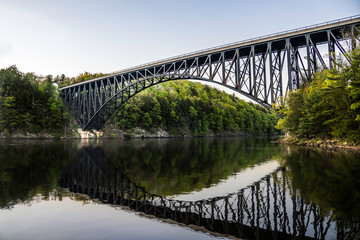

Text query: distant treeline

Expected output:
[48,71,105,87]
[0,66,280,136]
[276,49,360,143]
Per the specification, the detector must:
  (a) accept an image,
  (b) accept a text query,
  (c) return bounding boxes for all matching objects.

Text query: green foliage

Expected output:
[111,81,280,135]
[276,49,360,142]
[0,66,68,134]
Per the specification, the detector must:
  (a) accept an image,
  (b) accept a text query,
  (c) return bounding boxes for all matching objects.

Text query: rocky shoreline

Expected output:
[278,136,360,151]
[0,127,253,140]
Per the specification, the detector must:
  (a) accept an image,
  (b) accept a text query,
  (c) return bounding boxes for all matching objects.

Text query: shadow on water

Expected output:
[1,138,360,239]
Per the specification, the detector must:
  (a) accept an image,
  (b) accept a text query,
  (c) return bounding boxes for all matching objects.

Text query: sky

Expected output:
[0,0,359,77]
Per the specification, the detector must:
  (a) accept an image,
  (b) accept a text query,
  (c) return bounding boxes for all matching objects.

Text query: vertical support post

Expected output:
[208,54,212,80]
[306,34,312,82]
[286,38,293,91]
[196,58,199,77]
[286,38,299,91]
[77,86,81,119]
[94,82,97,113]
[225,197,229,233]
[88,84,92,123]
[266,176,271,230]
[82,85,87,129]
[273,173,278,237]
[312,43,318,73]
[294,48,300,90]
[222,52,226,84]
[328,30,335,69]
[251,45,256,97]
[235,49,240,89]
[263,52,267,103]
[268,42,274,103]
[238,191,244,235]
[251,185,255,229]
[292,196,297,236]
[255,182,260,239]
[278,50,283,99]
[351,24,356,51]
[282,173,287,233]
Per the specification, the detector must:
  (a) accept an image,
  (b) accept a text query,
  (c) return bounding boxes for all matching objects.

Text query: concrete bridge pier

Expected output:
[77,128,103,139]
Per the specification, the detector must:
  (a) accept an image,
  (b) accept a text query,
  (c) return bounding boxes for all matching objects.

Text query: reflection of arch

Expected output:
[60,146,337,239]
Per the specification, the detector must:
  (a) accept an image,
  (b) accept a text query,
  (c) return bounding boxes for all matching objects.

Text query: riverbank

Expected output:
[279,135,360,151]
[100,126,254,139]
[0,127,269,140]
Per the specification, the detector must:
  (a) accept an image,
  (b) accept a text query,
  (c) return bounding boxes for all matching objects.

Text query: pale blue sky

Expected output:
[0,0,359,77]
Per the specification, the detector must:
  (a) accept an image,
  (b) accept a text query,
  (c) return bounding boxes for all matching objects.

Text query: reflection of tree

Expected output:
[281,146,360,239]
[0,140,78,209]
[100,137,285,196]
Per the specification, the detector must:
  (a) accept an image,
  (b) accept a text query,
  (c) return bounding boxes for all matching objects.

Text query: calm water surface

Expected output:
[0,137,359,240]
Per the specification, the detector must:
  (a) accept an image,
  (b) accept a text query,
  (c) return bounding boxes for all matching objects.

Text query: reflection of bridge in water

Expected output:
[60,147,342,240]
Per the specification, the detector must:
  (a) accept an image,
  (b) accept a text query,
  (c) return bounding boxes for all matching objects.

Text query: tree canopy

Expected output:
[109,80,280,136]
[0,66,68,134]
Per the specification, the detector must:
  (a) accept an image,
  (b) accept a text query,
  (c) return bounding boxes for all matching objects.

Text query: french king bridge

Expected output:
[59,15,360,130]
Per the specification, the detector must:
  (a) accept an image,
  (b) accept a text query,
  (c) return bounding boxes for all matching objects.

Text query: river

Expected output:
[0,137,359,240]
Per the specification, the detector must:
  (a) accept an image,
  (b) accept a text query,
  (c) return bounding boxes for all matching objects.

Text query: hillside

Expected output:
[103,80,280,137]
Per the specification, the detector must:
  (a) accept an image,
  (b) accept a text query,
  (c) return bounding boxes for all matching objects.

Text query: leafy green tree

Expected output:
[142,112,152,128]
[0,66,69,134]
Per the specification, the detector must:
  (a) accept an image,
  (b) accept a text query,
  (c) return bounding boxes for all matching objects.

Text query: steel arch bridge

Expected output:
[59,16,360,130]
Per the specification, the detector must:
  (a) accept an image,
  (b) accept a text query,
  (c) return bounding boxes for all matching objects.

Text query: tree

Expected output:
[0,66,68,134]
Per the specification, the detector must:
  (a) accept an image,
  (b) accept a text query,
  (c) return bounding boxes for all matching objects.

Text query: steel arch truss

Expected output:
[60,21,360,130]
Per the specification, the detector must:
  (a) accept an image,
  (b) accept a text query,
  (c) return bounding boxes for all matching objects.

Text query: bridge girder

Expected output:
[59,19,360,130]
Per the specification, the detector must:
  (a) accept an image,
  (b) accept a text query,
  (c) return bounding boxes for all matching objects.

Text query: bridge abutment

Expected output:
[77,128,103,139]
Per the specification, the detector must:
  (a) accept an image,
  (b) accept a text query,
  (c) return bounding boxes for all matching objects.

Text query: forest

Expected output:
[0,66,68,135]
[0,66,279,136]
[108,80,279,135]
[276,48,360,143]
